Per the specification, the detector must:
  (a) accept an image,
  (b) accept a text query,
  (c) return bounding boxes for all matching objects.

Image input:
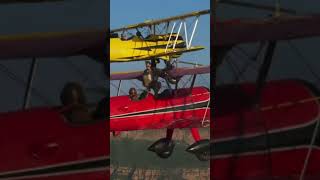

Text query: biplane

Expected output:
[110,10,209,72]
[0,29,109,180]
[211,1,320,180]
[110,10,211,161]
[0,9,210,180]
[110,65,210,161]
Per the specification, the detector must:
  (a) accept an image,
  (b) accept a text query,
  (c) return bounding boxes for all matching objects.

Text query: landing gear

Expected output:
[185,128,210,161]
[148,138,175,159]
[148,128,210,161]
[148,128,175,159]
[186,139,210,161]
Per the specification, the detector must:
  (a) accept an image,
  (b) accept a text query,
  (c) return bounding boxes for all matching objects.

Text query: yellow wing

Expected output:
[111,46,204,62]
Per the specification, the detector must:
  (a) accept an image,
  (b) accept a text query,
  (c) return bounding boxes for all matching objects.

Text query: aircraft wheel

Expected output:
[148,138,175,159]
[186,139,210,161]
[156,149,173,159]
[195,150,210,161]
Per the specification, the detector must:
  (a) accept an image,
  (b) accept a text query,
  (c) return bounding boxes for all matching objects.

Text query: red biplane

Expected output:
[0,30,109,180]
[109,10,211,161]
[211,1,320,179]
[0,9,211,180]
[110,65,210,160]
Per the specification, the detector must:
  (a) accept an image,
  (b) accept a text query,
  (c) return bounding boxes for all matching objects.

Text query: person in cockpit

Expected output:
[129,87,147,101]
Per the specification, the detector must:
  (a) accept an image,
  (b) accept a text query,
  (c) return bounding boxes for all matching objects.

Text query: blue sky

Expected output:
[110,0,210,95]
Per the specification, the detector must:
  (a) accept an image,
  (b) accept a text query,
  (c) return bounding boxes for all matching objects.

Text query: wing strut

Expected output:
[23,57,38,109]
[189,74,197,91]
[255,41,277,104]
[117,80,122,96]
[188,63,200,92]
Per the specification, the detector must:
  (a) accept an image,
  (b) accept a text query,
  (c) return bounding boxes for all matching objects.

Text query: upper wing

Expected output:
[215,14,320,46]
[0,29,106,60]
[110,70,143,80]
[111,46,204,62]
[218,0,297,15]
[167,65,210,77]
[110,65,210,80]
[135,46,205,61]
[110,9,210,33]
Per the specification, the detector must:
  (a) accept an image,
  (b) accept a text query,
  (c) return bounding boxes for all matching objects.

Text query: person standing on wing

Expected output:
[142,61,161,97]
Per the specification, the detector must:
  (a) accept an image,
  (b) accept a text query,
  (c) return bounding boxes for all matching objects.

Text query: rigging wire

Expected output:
[0,62,52,106]
[232,46,261,82]
[226,44,275,176]
[286,40,320,180]
[110,81,127,95]
[224,53,244,82]
[287,41,320,85]
[60,58,100,86]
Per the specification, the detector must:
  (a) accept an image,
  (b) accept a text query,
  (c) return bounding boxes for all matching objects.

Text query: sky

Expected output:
[110,0,210,96]
[0,0,107,112]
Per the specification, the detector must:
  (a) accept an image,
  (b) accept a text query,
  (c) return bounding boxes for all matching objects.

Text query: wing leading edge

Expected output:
[0,29,106,60]
[110,65,210,80]
[215,14,320,46]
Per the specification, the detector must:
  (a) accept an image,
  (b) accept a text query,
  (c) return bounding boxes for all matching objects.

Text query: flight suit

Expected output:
[142,68,161,97]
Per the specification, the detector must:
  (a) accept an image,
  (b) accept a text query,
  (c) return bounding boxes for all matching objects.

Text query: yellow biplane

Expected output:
[110,9,209,68]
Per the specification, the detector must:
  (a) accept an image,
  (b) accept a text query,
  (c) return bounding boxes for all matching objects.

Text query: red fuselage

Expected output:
[0,108,109,180]
[0,86,210,179]
[211,80,320,180]
[110,87,210,131]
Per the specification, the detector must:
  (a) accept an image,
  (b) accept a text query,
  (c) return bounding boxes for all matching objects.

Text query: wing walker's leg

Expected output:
[151,59,159,68]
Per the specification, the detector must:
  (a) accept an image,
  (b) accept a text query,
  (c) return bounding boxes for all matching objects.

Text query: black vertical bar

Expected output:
[116,80,121,96]
[255,41,277,104]
[23,57,37,109]
[105,0,110,179]
[190,74,197,90]
[211,0,217,178]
